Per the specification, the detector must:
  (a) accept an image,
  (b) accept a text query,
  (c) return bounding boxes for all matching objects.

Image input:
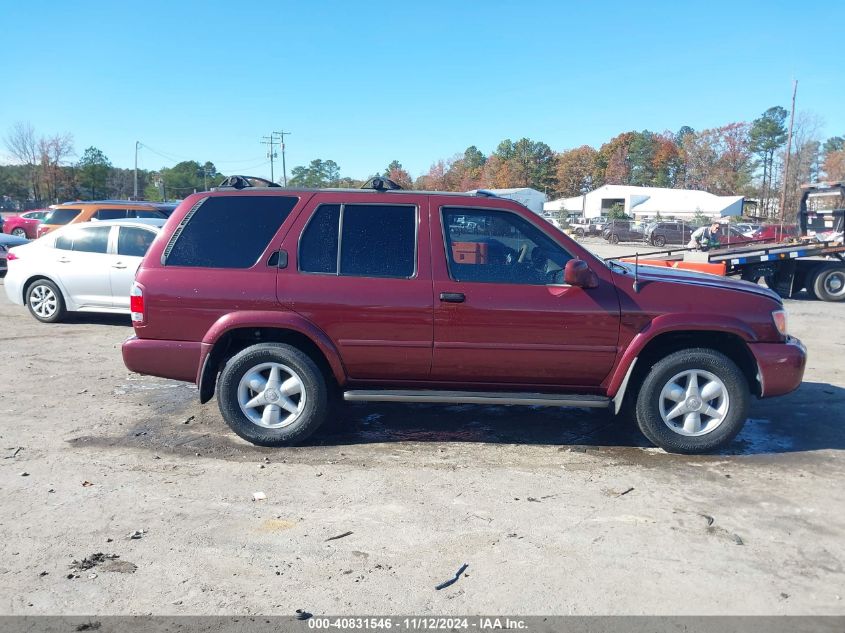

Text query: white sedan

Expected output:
[4,219,165,323]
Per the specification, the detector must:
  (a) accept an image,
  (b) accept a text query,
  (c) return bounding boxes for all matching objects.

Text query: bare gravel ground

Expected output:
[0,244,844,616]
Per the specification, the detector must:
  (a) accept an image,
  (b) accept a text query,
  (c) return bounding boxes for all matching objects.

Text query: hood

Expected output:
[608,260,782,302]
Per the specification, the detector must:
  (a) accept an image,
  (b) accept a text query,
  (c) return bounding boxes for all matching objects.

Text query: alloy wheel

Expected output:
[237,362,307,428]
[658,369,729,436]
[30,285,59,319]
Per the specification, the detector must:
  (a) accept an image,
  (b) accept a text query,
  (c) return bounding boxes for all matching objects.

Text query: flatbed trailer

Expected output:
[615,239,845,302]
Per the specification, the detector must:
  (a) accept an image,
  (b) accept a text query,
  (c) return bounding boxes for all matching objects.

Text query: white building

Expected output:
[468,188,547,214]
[543,185,744,220]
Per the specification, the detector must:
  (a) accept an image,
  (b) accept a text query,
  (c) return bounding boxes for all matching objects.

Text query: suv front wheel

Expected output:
[634,348,749,454]
[217,343,329,446]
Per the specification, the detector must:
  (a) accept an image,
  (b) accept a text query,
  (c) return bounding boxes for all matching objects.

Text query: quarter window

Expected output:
[443,207,572,285]
[45,208,81,225]
[165,196,298,268]
[298,204,416,278]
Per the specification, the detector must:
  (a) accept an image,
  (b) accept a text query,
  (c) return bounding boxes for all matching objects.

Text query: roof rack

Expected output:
[215,175,282,190]
[473,189,499,198]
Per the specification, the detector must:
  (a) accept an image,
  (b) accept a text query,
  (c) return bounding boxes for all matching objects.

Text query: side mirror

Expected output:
[564,258,598,288]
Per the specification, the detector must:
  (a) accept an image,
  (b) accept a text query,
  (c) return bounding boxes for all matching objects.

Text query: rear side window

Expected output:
[55,226,111,253]
[299,205,340,273]
[165,196,298,268]
[94,209,130,220]
[118,227,157,257]
[299,204,416,278]
[46,209,81,225]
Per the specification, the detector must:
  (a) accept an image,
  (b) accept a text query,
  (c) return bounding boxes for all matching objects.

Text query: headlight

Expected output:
[772,309,788,337]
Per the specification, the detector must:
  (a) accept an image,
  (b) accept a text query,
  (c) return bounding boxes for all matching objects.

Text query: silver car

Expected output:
[3,219,165,323]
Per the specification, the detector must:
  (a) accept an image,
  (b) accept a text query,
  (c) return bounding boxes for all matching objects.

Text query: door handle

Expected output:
[57,257,71,263]
[439,292,465,303]
[112,262,127,269]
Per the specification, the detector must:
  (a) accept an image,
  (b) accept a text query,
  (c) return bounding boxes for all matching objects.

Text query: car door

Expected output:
[111,226,158,308]
[280,193,433,380]
[52,225,114,308]
[430,202,620,388]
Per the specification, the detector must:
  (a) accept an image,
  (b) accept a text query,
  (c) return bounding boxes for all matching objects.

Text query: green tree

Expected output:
[749,106,788,216]
[289,159,341,188]
[77,146,112,199]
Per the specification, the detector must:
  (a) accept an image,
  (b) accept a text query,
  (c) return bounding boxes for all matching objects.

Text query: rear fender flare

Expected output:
[197,311,346,403]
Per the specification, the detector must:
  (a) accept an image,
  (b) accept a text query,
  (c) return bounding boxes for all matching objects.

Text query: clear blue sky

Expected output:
[2,0,843,181]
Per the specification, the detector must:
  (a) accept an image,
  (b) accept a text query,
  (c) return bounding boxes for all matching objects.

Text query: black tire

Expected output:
[812,265,845,302]
[803,267,820,300]
[651,235,666,247]
[610,233,620,244]
[26,279,66,323]
[217,343,329,447]
[634,348,750,454]
[575,227,585,237]
[11,228,27,237]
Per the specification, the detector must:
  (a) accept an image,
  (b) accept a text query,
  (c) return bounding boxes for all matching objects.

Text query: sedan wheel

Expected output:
[11,228,27,237]
[26,280,66,323]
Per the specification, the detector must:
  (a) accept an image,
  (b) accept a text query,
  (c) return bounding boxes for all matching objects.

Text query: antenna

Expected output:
[632,252,641,293]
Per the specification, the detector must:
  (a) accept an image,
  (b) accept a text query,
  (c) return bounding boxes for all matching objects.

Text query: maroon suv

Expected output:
[122,183,807,453]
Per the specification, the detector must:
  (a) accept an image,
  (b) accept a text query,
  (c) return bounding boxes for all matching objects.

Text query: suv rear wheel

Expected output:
[634,348,749,454]
[217,343,329,446]
[651,235,666,247]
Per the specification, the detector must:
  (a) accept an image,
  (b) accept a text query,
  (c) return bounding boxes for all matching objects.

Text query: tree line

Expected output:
[0,122,221,210]
[3,107,844,218]
[290,107,844,219]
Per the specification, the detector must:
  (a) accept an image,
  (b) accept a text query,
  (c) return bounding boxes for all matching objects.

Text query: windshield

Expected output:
[45,208,82,225]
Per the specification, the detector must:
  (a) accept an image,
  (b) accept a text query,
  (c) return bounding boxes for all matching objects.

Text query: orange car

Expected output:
[37,200,177,238]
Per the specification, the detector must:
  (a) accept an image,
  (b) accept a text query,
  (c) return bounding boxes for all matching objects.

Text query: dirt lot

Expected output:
[1,241,844,616]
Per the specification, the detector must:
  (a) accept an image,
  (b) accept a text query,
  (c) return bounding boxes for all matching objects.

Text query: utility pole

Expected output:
[779,80,798,224]
[134,141,141,199]
[261,133,280,183]
[274,130,291,186]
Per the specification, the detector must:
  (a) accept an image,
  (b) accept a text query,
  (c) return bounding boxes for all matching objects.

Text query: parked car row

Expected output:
[598,220,800,248]
[4,219,164,321]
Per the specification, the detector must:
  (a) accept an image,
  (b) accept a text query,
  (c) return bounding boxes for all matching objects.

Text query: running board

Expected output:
[343,389,610,408]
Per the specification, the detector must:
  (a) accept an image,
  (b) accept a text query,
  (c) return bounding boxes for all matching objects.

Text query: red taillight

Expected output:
[130,283,145,323]
[6,251,18,261]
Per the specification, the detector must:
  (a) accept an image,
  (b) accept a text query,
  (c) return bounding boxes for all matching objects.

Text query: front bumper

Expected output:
[122,336,203,383]
[749,336,807,397]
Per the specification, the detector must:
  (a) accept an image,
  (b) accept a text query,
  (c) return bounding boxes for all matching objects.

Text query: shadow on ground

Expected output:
[68,381,845,464]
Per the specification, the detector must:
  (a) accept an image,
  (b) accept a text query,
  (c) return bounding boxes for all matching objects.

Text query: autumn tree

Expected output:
[821,136,845,181]
[383,160,413,189]
[554,145,597,197]
[594,132,636,185]
[38,133,75,203]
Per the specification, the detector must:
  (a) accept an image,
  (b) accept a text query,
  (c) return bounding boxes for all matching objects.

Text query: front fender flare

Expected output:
[604,313,757,400]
